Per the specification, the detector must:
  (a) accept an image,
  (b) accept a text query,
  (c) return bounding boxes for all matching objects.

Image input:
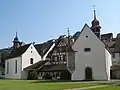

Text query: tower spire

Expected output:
[91,5,100,27]
[16,32,18,37]
[93,5,96,20]
[91,5,101,38]
[13,31,20,49]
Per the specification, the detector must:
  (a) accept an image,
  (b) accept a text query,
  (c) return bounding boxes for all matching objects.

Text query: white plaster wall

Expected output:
[21,44,42,79]
[105,49,112,80]
[72,24,110,80]
[21,71,28,79]
[22,44,41,70]
[5,57,22,79]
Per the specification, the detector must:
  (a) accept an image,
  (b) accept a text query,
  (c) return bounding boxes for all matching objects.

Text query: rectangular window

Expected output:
[55,56,58,61]
[63,55,66,61]
[84,48,91,52]
[7,62,9,74]
[15,60,17,73]
[30,58,33,64]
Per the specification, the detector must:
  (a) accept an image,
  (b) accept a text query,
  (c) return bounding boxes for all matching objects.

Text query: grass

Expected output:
[89,81,120,90]
[0,80,110,90]
[89,86,120,90]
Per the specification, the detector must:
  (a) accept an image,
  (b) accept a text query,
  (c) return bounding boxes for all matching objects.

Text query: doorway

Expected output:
[85,67,93,80]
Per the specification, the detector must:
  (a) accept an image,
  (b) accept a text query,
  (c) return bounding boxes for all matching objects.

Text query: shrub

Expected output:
[27,70,38,80]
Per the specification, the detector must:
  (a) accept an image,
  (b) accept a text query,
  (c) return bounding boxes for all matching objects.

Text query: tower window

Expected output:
[86,36,88,38]
[84,48,91,52]
[30,58,33,64]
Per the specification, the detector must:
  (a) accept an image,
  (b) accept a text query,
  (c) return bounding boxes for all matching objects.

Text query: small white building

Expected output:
[5,43,42,79]
[71,24,112,80]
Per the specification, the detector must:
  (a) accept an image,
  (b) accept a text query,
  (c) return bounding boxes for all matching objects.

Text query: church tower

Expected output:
[13,32,20,49]
[91,6,101,38]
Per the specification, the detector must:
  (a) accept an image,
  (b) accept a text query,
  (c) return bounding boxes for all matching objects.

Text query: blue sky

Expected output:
[0,0,120,48]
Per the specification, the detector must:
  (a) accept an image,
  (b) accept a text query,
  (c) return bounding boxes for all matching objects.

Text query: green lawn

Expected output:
[89,86,120,90]
[89,81,120,90]
[0,80,109,90]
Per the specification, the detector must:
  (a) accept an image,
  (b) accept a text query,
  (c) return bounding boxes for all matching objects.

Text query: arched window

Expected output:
[15,60,17,73]
[30,58,33,64]
[7,62,9,74]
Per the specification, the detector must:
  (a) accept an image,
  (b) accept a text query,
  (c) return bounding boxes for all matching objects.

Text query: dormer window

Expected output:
[84,48,91,52]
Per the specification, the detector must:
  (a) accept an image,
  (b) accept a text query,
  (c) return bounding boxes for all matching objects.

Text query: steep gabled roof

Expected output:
[73,31,80,40]
[24,60,49,70]
[47,35,74,55]
[114,38,120,53]
[101,33,113,40]
[40,64,67,72]
[5,44,31,59]
[103,37,120,53]
[104,40,116,53]
[35,40,54,57]
[72,24,88,45]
